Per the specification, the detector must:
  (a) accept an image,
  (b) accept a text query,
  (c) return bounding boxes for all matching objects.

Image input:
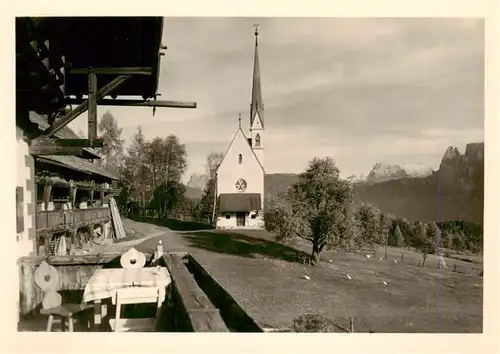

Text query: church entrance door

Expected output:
[236,212,246,226]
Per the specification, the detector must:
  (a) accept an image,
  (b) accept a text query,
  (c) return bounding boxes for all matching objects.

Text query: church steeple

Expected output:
[250,25,264,128]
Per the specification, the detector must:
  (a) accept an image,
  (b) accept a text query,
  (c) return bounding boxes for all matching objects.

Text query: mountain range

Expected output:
[184,142,484,225]
[346,163,433,184]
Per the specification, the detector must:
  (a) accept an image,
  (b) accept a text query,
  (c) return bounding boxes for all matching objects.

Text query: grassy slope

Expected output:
[166,226,483,333]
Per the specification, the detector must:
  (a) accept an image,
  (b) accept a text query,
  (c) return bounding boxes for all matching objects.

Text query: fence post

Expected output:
[349,317,354,333]
[453,264,457,272]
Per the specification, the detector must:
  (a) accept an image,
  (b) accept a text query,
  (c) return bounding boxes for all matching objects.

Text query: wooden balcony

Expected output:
[36,207,111,232]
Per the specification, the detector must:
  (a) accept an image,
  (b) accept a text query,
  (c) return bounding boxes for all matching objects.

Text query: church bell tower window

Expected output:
[255,134,261,148]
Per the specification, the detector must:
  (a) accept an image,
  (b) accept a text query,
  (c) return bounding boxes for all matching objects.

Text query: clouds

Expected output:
[68,17,484,181]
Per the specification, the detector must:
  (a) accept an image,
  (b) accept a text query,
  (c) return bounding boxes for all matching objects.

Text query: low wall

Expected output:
[18,252,153,315]
[185,255,263,332]
[160,253,228,332]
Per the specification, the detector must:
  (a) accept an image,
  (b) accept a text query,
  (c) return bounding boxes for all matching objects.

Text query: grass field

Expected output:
[141,223,483,333]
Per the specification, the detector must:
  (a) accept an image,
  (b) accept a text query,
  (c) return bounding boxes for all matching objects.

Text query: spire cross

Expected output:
[238,113,242,127]
[254,24,259,36]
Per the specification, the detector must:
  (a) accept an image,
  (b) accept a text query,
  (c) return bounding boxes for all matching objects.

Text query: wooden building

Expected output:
[16,17,197,257]
[17,111,119,258]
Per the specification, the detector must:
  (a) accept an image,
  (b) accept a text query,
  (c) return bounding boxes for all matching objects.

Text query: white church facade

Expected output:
[216,27,266,229]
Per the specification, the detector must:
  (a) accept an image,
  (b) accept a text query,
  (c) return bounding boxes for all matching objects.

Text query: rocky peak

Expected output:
[366,163,409,183]
[441,146,462,165]
[186,173,208,189]
[438,142,484,183]
[464,142,484,163]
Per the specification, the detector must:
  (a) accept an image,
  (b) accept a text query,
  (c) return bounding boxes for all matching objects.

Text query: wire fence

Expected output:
[349,247,483,277]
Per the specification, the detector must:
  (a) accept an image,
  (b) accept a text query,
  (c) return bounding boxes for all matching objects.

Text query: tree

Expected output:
[412,221,426,250]
[444,233,454,250]
[354,203,381,255]
[96,111,124,174]
[414,222,438,266]
[394,225,404,247]
[378,212,391,259]
[423,222,439,263]
[198,151,224,224]
[265,157,353,265]
[264,192,310,247]
[118,125,189,219]
[397,218,413,248]
[149,136,188,219]
[452,233,464,253]
[205,151,224,178]
[147,137,164,189]
[162,134,188,183]
[122,126,151,215]
[150,181,186,220]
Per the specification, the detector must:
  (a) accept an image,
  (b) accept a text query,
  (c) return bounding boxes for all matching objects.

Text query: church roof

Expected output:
[217,124,265,174]
[250,27,264,128]
[218,193,262,212]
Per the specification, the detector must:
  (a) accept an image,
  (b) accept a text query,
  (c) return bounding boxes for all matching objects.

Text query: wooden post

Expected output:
[349,317,354,333]
[70,228,78,249]
[401,253,404,263]
[100,222,106,239]
[453,264,457,273]
[69,181,77,242]
[88,188,94,207]
[384,235,388,261]
[43,185,52,256]
[155,240,164,264]
[44,234,51,257]
[35,181,40,255]
[70,181,77,208]
[100,185,105,207]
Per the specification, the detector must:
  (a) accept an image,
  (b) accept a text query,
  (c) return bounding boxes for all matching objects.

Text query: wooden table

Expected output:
[82,267,171,329]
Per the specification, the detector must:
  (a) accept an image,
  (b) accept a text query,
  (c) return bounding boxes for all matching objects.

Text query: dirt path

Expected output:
[89,218,186,254]
[113,218,191,255]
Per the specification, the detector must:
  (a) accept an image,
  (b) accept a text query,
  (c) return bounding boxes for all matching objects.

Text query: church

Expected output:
[216,27,266,229]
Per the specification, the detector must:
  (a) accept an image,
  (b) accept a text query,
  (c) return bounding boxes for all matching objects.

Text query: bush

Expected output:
[292,312,340,333]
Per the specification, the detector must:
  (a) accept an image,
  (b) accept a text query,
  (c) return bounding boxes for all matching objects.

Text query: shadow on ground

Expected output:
[182,230,305,263]
[130,216,215,232]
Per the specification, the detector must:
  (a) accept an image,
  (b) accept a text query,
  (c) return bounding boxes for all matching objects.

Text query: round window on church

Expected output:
[235,178,247,193]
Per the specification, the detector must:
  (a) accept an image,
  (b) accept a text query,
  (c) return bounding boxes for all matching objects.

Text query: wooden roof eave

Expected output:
[36,156,118,182]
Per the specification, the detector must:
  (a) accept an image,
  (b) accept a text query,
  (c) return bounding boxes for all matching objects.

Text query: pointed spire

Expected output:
[250,25,264,128]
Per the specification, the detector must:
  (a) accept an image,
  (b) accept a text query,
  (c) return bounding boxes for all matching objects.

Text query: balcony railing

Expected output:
[36,207,111,231]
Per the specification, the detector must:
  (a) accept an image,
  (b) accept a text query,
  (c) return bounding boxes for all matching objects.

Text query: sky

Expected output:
[68,17,484,183]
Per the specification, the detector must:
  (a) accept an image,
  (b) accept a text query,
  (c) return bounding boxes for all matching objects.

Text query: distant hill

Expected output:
[264,142,484,225]
[264,173,299,199]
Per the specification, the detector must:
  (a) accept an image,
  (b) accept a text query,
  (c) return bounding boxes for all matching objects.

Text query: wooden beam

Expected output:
[29,138,103,156]
[33,138,103,147]
[41,75,131,138]
[65,98,197,109]
[30,146,85,156]
[68,67,152,76]
[18,251,153,266]
[88,72,98,146]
